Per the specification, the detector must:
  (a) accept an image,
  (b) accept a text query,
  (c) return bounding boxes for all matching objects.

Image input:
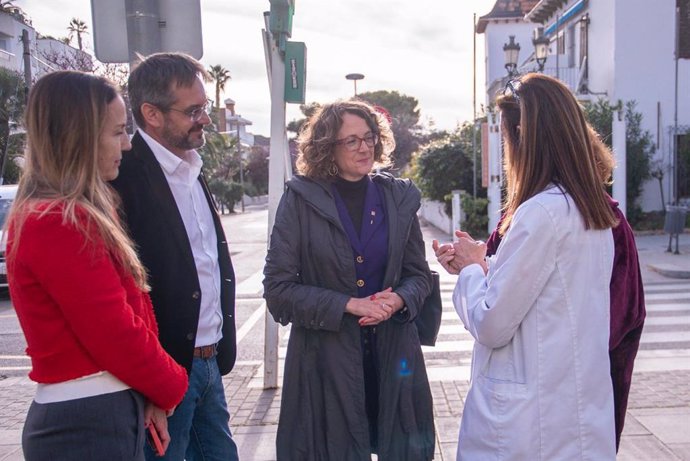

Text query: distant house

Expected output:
[0,9,92,80]
[478,0,690,211]
[218,97,254,149]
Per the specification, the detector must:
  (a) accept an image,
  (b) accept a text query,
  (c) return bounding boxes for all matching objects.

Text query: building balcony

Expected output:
[486,63,586,108]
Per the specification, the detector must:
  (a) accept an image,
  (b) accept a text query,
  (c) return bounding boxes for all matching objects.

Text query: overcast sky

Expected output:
[15,0,497,136]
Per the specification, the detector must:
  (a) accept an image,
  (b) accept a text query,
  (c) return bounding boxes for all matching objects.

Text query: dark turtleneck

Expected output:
[333,175,368,235]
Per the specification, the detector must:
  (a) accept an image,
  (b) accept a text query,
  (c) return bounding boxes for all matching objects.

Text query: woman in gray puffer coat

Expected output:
[263,100,434,461]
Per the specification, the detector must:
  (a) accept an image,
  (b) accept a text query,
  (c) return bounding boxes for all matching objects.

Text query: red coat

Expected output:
[7,203,187,411]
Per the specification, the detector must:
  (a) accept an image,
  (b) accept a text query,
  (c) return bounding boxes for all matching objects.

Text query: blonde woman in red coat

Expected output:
[6,71,188,460]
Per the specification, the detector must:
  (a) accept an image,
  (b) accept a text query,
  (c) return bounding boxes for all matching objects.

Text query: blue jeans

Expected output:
[145,356,238,461]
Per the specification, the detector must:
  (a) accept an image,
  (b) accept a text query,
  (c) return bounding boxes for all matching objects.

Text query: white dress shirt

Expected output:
[139,130,223,348]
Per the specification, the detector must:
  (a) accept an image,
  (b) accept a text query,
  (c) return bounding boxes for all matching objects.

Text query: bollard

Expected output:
[664,205,688,255]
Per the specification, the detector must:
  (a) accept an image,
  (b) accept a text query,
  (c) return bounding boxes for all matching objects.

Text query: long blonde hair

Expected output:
[496,73,618,235]
[8,71,149,290]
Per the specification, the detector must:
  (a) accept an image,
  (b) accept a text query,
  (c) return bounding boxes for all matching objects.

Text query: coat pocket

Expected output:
[481,333,527,386]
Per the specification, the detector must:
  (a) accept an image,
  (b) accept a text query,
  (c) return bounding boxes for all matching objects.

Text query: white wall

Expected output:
[0,13,35,74]
[613,0,690,209]
[419,199,452,235]
[483,20,536,104]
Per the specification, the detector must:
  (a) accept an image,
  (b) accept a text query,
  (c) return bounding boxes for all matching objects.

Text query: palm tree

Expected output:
[67,17,88,51]
[208,65,231,111]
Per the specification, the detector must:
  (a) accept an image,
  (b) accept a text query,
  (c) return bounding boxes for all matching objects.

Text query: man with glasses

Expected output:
[111,52,238,461]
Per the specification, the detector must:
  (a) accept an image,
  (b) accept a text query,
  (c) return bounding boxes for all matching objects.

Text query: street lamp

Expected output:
[532,27,549,72]
[503,35,521,77]
[345,73,365,96]
[229,114,251,212]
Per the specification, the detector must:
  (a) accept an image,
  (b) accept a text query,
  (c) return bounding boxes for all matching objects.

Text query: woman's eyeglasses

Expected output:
[503,79,522,104]
[335,133,379,152]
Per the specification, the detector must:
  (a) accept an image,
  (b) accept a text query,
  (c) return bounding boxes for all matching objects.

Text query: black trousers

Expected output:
[23,389,146,461]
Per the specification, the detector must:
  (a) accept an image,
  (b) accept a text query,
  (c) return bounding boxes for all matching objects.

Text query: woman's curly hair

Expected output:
[295,99,395,178]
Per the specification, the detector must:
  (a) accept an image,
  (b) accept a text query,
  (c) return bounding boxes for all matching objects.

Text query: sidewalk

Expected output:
[0,225,688,460]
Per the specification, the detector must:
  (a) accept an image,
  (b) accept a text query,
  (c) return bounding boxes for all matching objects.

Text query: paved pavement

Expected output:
[0,206,688,460]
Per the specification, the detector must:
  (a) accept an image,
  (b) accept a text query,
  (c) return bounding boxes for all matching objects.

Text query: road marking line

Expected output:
[236,302,265,344]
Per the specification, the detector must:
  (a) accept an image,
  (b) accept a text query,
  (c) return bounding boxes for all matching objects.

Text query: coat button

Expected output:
[186,333,194,340]
[356,279,365,287]
[192,291,200,300]
[356,256,364,263]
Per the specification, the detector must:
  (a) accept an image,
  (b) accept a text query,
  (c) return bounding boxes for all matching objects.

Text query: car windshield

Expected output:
[0,199,13,228]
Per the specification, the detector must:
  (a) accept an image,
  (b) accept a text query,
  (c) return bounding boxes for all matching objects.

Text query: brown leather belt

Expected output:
[193,343,218,359]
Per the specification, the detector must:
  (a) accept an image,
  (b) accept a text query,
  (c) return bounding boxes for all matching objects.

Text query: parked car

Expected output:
[0,184,18,287]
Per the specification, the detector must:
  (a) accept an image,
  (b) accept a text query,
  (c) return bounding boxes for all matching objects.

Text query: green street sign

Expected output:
[284,41,306,104]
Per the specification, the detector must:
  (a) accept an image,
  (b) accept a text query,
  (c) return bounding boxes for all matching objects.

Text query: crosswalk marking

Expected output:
[258,277,689,386]
[423,278,690,379]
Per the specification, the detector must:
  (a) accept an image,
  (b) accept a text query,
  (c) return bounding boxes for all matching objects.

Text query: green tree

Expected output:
[208,65,231,111]
[357,90,423,173]
[411,123,488,236]
[412,123,484,203]
[285,91,425,173]
[286,102,321,135]
[67,17,88,51]
[584,99,655,222]
[244,145,269,195]
[199,114,247,212]
[0,68,25,184]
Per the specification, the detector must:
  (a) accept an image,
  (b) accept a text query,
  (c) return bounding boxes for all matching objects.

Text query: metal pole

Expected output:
[125,0,162,67]
[353,79,357,96]
[237,119,245,212]
[472,13,477,198]
[263,14,286,390]
[673,5,680,205]
[556,13,560,80]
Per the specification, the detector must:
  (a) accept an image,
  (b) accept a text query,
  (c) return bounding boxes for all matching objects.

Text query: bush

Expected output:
[208,179,243,214]
[583,99,655,224]
[459,194,489,238]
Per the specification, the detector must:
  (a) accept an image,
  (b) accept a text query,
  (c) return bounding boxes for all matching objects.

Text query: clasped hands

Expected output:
[346,287,404,327]
[432,230,488,275]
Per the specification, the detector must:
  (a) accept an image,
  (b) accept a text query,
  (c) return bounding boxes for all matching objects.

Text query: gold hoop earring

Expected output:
[328,162,339,176]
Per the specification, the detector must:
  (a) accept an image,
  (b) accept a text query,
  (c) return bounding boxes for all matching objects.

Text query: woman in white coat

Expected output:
[434,73,619,460]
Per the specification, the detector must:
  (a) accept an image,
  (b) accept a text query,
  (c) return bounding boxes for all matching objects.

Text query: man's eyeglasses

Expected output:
[335,133,379,152]
[503,79,522,104]
[164,102,212,122]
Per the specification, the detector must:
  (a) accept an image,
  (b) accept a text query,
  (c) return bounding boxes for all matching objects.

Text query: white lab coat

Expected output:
[453,187,616,461]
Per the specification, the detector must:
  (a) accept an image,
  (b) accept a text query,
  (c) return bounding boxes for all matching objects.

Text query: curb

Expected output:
[647,263,690,279]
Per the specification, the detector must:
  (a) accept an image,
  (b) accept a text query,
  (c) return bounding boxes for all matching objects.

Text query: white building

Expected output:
[478,0,690,212]
[0,8,91,80]
[218,98,254,148]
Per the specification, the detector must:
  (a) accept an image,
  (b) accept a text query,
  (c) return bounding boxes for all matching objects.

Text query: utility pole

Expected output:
[236,119,245,212]
[22,29,31,102]
[472,13,477,198]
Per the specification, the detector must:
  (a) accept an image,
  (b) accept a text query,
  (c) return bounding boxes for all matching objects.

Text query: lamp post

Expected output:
[503,35,521,77]
[230,114,251,212]
[345,73,365,96]
[532,27,549,72]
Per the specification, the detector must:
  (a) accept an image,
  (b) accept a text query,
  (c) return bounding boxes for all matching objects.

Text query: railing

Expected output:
[487,65,585,106]
[0,48,14,61]
[540,66,583,94]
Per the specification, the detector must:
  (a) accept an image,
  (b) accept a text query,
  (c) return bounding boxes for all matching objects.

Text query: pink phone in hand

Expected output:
[148,425,164,456]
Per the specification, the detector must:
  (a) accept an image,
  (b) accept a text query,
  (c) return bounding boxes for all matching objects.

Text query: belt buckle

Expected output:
[194,343,217,359]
